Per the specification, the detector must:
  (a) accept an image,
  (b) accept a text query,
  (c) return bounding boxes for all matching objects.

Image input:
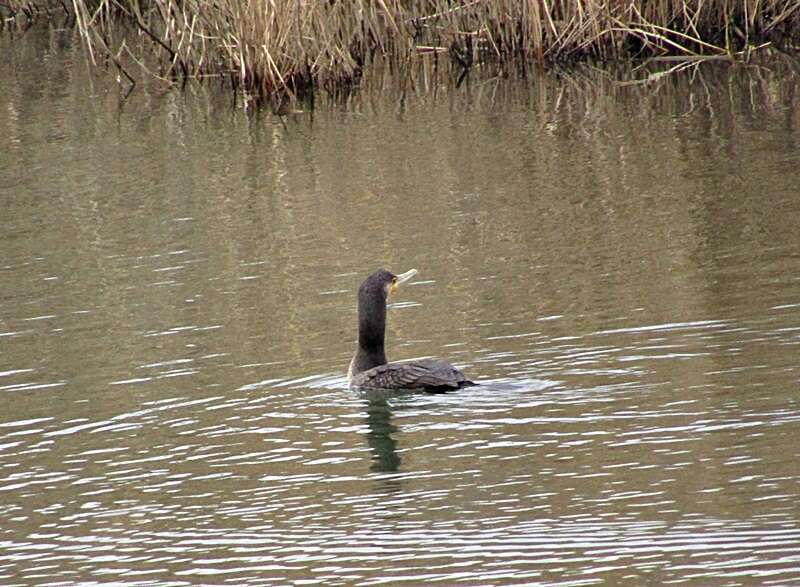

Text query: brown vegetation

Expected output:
[3,0,800,101]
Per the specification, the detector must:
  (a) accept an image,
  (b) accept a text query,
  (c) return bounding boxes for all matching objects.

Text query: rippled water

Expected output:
[2,26,800,586]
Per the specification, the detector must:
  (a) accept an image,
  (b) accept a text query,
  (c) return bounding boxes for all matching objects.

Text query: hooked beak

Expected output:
[390,268,418,296]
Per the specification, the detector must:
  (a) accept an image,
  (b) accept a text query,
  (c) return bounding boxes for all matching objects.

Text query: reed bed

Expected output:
[5,0,800,101]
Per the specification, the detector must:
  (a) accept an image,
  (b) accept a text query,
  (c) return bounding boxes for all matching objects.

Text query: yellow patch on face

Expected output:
[389,277,398,296]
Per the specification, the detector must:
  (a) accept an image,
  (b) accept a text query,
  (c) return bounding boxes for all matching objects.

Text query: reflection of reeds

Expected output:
[5,0,800,101]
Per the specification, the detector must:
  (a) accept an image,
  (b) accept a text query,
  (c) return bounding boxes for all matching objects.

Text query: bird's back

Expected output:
[349,358,474,392]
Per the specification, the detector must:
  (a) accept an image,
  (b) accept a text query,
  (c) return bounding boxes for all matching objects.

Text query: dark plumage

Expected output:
[347,269,475,392]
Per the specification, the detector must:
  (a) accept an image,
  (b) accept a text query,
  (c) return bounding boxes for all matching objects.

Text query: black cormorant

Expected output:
[347,269,475,392]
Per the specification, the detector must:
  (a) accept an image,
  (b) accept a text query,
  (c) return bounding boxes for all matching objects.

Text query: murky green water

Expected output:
[2,26,800,586]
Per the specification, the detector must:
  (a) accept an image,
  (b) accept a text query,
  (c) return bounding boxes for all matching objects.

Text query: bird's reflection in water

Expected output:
[365,395,401,473]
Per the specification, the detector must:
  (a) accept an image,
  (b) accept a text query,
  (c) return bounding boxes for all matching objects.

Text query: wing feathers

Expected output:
[351,359,474,391]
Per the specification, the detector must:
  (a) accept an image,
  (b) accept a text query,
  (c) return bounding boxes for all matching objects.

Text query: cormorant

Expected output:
[347,269,475,392]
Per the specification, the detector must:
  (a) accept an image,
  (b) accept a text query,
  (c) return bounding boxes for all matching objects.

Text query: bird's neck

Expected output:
[349,347,387,378]
[352,294,388,375]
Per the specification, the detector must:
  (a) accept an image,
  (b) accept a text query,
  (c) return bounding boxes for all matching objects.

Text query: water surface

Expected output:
[2,26,800,585]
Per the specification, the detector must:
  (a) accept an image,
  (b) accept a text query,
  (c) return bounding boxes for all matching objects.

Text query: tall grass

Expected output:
[6,0,800,100]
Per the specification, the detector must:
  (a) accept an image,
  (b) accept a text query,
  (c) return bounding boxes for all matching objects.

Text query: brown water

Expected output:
[2,26,800,586]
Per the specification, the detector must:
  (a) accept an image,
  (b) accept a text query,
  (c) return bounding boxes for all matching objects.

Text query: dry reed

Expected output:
[4,0,800,101]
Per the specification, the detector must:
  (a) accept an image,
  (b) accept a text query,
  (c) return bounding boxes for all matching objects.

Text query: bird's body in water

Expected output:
[347,269,475,392]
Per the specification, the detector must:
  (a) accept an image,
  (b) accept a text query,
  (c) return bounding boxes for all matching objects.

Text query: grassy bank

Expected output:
[5,0,800,101]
